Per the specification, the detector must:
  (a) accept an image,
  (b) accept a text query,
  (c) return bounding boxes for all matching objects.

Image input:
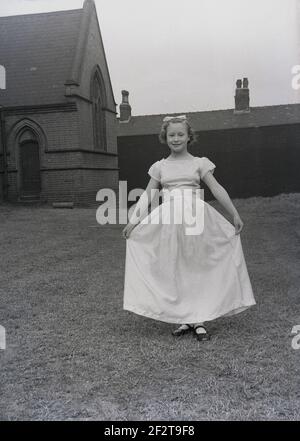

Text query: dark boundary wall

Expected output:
[118,123,300,201]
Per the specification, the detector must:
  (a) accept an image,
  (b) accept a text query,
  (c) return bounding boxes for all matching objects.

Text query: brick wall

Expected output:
[43,168,119,206]
[117,123,300,200]
[76,100,118,155]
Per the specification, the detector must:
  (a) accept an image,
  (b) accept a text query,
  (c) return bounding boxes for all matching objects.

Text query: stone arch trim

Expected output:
[7,118,47,160]
[90,64,108,106]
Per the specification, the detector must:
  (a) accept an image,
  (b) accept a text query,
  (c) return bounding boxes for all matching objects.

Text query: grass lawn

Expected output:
[0,193,300,420]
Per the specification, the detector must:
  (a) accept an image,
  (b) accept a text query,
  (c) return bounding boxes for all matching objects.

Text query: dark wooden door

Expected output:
[20,141,41,196]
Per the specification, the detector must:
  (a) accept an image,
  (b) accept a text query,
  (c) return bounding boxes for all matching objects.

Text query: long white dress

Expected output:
[123,156,256,324]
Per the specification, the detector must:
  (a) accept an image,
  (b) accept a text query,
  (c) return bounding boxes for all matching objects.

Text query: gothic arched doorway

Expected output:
[19,140,41,197]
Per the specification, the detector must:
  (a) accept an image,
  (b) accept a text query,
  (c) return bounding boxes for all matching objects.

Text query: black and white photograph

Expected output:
[0,0,299,424]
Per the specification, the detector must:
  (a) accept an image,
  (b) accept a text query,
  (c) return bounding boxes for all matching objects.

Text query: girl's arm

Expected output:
[122,178,160,238]
[202,172,243,234]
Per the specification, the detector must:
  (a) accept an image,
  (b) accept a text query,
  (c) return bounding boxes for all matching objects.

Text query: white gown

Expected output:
[123,156,256,324]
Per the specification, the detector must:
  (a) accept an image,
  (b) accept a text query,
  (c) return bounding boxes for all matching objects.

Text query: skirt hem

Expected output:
[123,301,257,324]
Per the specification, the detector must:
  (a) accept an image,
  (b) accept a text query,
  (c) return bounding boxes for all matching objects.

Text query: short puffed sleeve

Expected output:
[147,160,161,182]
[199,157,216,180]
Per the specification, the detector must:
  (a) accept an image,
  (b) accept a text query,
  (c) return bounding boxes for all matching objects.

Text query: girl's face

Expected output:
[166,122,190,154]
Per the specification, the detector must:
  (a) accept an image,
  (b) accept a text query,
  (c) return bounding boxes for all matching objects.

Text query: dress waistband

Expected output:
[162,187,203,202]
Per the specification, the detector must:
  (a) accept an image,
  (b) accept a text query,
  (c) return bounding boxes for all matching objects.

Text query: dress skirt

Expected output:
[123,188,256,324]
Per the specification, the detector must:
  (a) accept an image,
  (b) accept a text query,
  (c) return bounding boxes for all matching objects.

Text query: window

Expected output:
[91,69,107,151]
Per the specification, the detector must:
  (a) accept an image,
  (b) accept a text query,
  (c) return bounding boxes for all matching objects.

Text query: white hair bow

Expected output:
[162,114,186,122]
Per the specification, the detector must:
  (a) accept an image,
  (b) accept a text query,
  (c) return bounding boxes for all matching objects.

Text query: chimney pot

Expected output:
[236,79,242,88]
[119,90,131,121]
[243,77,249,88]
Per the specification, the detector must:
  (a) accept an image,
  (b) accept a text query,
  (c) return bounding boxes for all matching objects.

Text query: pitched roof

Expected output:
[118,103,300,135]
[0,9,82,106]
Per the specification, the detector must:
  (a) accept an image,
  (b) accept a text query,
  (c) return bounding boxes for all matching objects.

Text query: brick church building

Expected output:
[0,0,118,206]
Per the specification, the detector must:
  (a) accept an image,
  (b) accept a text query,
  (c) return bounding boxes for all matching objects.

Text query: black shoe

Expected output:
[193,325,210,341]
[172,324,193,337]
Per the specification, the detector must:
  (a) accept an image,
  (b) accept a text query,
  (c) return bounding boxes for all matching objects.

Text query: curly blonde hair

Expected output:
[158,117,197,146]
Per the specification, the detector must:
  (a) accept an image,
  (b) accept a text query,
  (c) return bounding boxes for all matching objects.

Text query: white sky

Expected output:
[0,0,299,115]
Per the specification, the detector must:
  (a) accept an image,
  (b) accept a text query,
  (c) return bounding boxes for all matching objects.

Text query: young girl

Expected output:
[122,115,256,341]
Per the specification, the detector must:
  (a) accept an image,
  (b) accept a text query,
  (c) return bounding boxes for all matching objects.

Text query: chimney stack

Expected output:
[119,90,132,122]
[234,77,250,112]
